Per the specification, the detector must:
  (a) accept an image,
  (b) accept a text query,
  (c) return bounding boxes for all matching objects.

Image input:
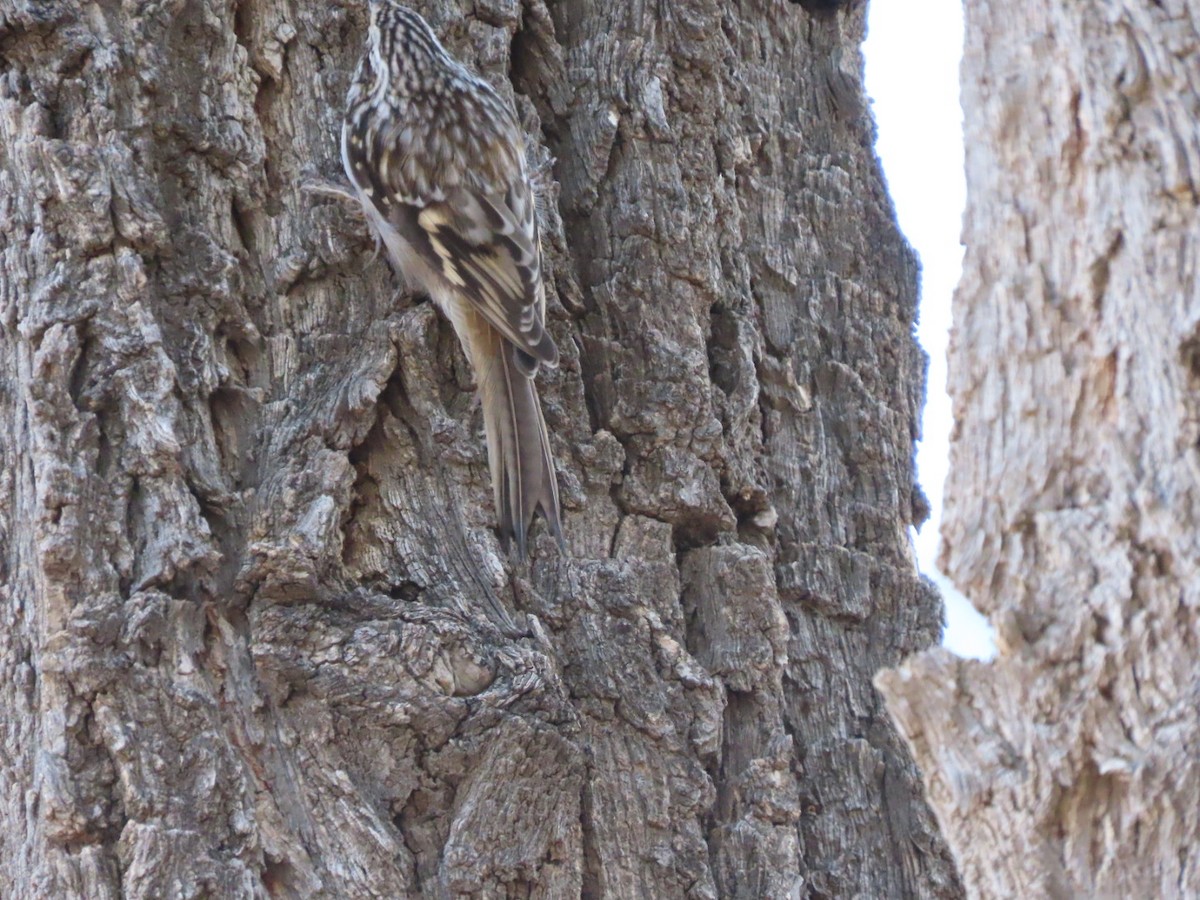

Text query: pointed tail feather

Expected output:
[474,326,563,558]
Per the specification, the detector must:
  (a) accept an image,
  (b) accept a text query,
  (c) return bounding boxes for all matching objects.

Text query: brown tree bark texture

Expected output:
[878,1,1200,897]
[0,0,960,897]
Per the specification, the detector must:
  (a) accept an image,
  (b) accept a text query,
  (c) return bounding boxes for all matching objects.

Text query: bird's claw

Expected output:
[301,179,360,205]
[303,179,385,268]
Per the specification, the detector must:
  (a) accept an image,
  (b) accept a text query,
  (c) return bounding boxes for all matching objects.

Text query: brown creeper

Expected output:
[342,1,562,558]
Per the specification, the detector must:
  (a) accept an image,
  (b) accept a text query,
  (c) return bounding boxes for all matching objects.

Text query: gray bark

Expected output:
[0,0,959,896]
[877,1,1200,896]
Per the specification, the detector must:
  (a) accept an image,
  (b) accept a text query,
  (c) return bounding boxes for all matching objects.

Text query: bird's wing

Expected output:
[408,181,557,372]
[341,65,558,372]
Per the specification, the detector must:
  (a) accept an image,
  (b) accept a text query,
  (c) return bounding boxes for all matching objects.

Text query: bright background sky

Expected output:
[863,0,997,659]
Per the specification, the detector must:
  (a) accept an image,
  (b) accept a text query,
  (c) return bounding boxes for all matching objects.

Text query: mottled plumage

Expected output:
[342,0,562,557]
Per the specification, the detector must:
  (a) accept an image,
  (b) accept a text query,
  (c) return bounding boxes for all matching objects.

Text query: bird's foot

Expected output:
[301,178,360,205]
[303,179,385,267]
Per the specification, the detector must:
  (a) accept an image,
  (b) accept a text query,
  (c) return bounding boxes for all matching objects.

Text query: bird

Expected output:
[339,1,563,558]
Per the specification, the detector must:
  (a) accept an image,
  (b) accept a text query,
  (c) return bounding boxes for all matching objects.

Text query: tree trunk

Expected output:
[0,0,960,896]
[878,2,1200,896]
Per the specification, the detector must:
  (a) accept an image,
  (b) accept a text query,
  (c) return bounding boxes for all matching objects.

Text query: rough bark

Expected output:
[878,2,1200,896]
[0,0,959,897]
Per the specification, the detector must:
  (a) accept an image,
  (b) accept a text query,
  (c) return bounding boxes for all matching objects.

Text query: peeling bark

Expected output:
[0,0,958,896]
